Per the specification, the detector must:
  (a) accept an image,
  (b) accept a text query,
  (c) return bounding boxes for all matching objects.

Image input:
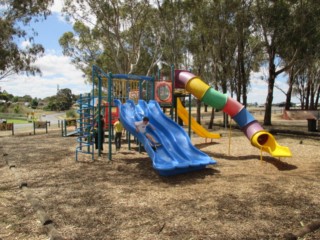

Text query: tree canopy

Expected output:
[0,0,53,80]
[59,0,320,124]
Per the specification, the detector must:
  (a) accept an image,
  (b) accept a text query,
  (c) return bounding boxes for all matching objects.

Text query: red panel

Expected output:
[222,97,243,117]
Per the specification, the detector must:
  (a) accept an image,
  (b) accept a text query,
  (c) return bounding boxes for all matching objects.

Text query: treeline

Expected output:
[0,88,77,112]
[1,1,320,126]
[59,0,320,125]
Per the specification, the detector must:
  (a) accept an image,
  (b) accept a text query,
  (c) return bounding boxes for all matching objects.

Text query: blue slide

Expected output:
[114,99,216,176]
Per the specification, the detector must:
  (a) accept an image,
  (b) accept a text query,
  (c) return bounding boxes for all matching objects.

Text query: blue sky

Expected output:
[1,2,92,99]
[31,14,71,51]
[0,1,297,104]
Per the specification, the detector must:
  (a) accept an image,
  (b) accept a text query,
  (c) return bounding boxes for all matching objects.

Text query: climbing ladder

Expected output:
[76,93,95,161]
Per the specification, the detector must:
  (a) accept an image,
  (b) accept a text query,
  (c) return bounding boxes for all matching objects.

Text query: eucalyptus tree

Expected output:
[252,0,293,125]
[293,60,320,110]
[185,0,242,126]
[305,62,320,110]
[286,1,320,110]
[282,63,302,110]
[252,0,320,125]
[233,0,263,107]
[0,0,53,80]
[155,0,190,71]
[60,0,161,82]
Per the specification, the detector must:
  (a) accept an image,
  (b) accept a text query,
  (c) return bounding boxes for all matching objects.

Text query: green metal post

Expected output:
[108,73,112,161]
[64,119,67,137]
[79,94,83,152]
[61,120,64,136]
[171,64,175,120]
[98,74,102,157]
[87,93,92,155]
[188,93,191,138]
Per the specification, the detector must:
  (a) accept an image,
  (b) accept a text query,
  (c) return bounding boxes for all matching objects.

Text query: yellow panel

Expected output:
[177,98,220,139]
[186,77,210,100]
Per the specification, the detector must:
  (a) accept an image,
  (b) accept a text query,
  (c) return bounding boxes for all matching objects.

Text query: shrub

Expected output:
[66,109,77,118]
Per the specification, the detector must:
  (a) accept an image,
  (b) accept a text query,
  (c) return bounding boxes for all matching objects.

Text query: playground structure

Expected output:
[75,65,292,175]
[75,66,155,161]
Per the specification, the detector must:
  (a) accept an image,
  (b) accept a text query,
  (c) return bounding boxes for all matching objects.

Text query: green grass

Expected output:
[6,119,30,124]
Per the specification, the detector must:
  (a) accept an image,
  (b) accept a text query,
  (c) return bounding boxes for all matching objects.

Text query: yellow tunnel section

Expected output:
[185,77,210,100]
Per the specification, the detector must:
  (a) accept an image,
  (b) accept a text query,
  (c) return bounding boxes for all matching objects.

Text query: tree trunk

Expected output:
[306,79,311,110]
[310,79,315,110]
[178,97,184,126]
[285,67,294,110]
[315,85,320,110]
[196,99,201,124]
[264,53,276,126]
[241,61,247,107]
[208,107,215,129]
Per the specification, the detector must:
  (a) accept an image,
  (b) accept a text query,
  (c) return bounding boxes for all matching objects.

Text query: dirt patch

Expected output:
[0,126,319,240]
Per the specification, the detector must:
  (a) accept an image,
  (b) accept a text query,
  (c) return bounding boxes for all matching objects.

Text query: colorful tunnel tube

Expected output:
[175,70,292,157]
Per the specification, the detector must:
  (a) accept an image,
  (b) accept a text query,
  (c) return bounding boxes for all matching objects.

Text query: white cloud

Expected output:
[20,40,31,49]
[51,0,64,13]
[50,0,70,23]
[3,53,91,99]
[50,0,96,27]
[247,67,299,104]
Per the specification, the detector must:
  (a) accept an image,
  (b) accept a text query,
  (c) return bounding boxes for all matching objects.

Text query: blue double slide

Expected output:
[114,99,216,176]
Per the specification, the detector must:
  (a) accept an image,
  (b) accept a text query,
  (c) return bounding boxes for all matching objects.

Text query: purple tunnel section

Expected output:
[242,121,264,140]
[174,70,195,88]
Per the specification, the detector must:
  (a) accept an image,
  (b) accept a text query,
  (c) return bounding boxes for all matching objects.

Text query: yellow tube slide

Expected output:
[175,70,292,158]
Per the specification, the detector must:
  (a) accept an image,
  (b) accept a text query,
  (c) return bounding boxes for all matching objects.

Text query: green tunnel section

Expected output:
[201,88,228,110]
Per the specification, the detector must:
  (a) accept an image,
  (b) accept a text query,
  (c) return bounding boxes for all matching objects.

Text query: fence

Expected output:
[0,121,51,136]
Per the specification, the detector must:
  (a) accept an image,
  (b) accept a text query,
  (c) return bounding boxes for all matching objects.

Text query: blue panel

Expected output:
[233,107,255,129]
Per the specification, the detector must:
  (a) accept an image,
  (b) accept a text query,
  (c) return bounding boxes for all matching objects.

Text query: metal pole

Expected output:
[98,74,102,157]
[188,93,191,138]
[171,64,175,120]
[64,119,67,137]
[108,73,112,161]
[79,94,83,152]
